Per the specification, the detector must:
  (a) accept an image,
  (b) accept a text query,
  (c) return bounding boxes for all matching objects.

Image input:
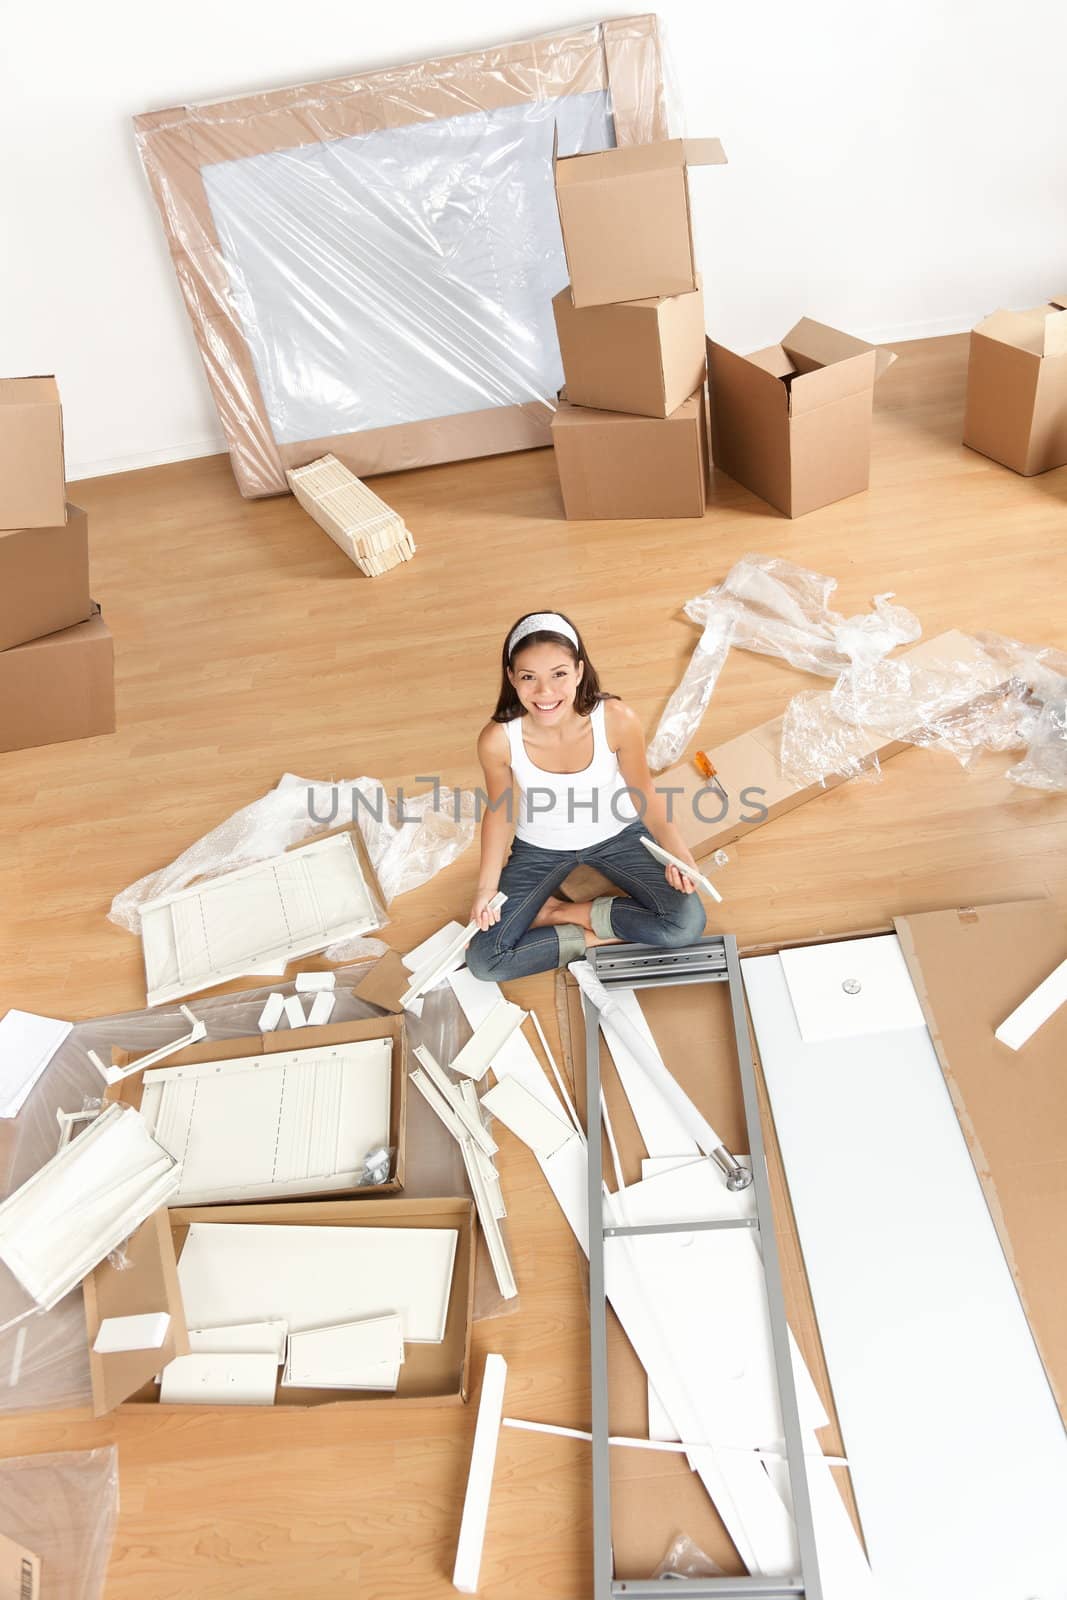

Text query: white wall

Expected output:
[3,0,1065,481]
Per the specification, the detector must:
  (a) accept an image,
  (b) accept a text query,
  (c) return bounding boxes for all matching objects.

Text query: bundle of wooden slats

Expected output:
[286,454,415,577]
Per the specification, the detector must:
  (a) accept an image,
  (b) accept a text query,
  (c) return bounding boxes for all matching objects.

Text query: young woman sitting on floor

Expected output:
[465,610,708,981]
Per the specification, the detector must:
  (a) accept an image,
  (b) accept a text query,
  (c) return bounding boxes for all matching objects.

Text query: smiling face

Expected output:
[508,641,585,725]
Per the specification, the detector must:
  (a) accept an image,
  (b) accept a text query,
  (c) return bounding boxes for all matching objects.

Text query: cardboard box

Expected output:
[0,376,66,530]
[107,1014,409,1199]
[0,603,114,755]
[963,296,1067,475]
[554,138,727,308]
[552,389,709,519]
[552,282,706,418]
[83,1196,476,1414]
[563,629,1014,901]
[707,319,895,517]
[0,503,91,652]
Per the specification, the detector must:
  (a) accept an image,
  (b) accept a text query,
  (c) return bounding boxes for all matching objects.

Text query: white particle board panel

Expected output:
[0,1009,72,1117]
[480,1078,575,1159]
[743,943,1067,1600]
[598,990,700,1159]
[779,934,925,1042]
[177,1222,457,1343]
[139,1038,391,1204]
[159,1350,279,1406]
[453,1352,508,1595]
[284,1313,405,1390]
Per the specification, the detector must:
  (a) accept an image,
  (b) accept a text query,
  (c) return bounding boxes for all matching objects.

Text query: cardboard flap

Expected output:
[707,339,791,408]
[787,351,878,415]
[782,317,875,371]
[1041,309,1067,357]
[681,137,728,168]
[974,308,1049,358]
[84,1208,189,1415]
[554,140,682,186]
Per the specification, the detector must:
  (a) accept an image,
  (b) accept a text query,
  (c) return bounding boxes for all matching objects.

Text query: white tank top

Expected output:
[504,700,638,850]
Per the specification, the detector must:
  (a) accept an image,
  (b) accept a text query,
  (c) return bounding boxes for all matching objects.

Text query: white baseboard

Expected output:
[67,433,228,485]
[853,311,979,346]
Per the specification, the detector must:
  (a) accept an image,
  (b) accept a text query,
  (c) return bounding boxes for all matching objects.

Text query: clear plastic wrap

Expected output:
[1006,693,1067,791]
[645,553,921,769]
[646,616,734,773]
[109,773,476,938]
[132,17,669,497]
[652,1533,725,1581]
[0,1445,119,1600]
[0,962,510,1412]
[778,630,1067,788]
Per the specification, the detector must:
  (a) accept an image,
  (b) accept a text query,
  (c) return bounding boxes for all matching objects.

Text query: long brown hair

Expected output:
[492,612,617,722]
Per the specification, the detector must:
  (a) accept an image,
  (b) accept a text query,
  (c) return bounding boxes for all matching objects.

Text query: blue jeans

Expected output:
[465,819,707,982]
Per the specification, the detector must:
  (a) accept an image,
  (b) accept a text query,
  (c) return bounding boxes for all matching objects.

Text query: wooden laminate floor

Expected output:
[1,334,1066,1598]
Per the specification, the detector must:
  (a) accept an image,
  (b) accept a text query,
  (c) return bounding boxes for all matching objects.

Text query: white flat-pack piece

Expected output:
[779,933,926,1042]
[307,991,336,1026]
[93,1312,171,1354]
[480,1077,575,1159]
[187,1319,289,1364]
[140,830,381,1006]
[596,988,699,1159]
[294,971,336,992]
[447,965,588,1252]
[257,992,286,1032]
[138,1037,392,1205]
[401,898,505,1012]
[0,1008,72,1117]
[450,999,527,1081]
[177,1222,457,1343]
[284,1313,404,1389]
[995,954,1067,1049]
[744,940,1067,1600]
[159,1350,279,1406]
[283,995,307,1029]
[0,1104,180,1309]
[413,1046,497,1157]
[453,1353,507,1594]
[639,836,723,902]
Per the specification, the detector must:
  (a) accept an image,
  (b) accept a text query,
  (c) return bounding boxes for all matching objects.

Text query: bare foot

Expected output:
[583,929,620,949]
[531,895,594,931]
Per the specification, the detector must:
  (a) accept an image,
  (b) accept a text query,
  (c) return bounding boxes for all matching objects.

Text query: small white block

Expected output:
[93,1312,171,1354]
[283,995,308,1030]
[257,992,286,1032]
[295,972,336,993]
[307,991,336,1026]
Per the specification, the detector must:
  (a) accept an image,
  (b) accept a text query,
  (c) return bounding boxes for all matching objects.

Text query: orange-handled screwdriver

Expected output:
[694,749,728,805]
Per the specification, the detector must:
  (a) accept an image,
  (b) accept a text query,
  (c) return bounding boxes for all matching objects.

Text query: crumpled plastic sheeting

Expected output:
[109,774,477,940]
[0,1445,119,1600]
[645,554,922,770]
[778,630,1067,788]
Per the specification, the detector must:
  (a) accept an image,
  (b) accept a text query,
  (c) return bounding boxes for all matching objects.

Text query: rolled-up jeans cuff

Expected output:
[556,924,588,967]
[590,895,616,940]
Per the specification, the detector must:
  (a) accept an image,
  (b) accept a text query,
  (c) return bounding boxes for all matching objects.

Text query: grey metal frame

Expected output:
[582,933,824,1600]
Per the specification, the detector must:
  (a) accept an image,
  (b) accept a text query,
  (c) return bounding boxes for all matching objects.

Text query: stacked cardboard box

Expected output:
[287,454,416,577]
[549,140,727,519]
[0,377,115,753]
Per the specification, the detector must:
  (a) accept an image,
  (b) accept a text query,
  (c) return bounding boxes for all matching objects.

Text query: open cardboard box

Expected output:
[554,137,727,308]
[707,319,896,517]
[963,295,1067,475]
[83,1196,476,1416]
[107,1013,409,1199]
[0,375,66,530]
[554,897,1067,1577]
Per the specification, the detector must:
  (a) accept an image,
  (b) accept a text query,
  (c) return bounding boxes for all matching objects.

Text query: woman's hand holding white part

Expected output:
[665,861,697,895]
[471,889,503,931]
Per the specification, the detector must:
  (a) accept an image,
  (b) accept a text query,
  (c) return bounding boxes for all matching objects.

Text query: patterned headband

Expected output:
[507,612,580,658]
